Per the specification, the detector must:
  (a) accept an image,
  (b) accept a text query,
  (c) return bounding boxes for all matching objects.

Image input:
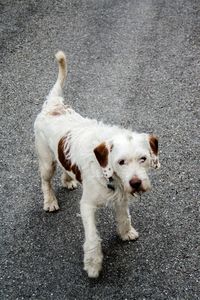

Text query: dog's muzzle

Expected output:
[129,176,146,195]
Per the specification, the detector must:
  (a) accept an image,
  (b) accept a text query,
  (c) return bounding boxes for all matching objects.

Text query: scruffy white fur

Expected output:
[34,51,160,278]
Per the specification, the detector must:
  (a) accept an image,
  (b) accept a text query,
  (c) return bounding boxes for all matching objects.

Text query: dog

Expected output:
[34,51,160,278]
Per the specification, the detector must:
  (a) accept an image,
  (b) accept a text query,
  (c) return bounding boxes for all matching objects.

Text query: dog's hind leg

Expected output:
[61,171,78,190]
[35,137,59,212]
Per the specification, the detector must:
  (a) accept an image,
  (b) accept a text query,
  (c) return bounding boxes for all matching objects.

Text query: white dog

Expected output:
[34,51,160,278]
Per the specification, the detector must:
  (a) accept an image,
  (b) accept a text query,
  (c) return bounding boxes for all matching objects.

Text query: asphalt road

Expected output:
[1,0,199,299]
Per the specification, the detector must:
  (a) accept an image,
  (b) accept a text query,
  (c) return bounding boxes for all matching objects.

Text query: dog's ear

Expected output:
[149,135,160,169]
[93,142,114,178]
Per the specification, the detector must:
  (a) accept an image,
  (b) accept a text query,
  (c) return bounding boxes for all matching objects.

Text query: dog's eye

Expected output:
[118,159,125,165]
[140,156,147,163]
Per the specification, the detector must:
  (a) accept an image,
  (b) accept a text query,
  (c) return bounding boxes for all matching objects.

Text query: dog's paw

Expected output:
[43,198,59,212]
[84,247,103,278]
[84,264,101,278]
[62,179,78,190]
[84,257,102,278]
[120,226,139,241]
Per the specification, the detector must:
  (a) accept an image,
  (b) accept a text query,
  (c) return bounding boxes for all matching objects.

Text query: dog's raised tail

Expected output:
[47,51,67,100]
[55,51,67,88]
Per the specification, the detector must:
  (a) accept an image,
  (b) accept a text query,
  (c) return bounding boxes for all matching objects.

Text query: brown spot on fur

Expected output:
[58,136,71,170]
[149,135,158,155]
[58,134,82,183]
[71,164,82,183]
[50,111,62,116]
[59,57,65,69]
[94,142,109,167]
[48,104,66,116]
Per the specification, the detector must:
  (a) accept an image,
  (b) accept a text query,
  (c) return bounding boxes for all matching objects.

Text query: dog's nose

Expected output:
[129,177,142,190]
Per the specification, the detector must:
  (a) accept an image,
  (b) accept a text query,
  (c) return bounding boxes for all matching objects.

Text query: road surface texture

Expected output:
[1,0,199,299]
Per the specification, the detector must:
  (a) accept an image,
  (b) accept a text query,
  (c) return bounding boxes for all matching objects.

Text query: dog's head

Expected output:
[94,132,160,195]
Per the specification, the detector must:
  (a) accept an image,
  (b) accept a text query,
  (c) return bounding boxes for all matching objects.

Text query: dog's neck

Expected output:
[106,177,115,191]
[104,172,123,193]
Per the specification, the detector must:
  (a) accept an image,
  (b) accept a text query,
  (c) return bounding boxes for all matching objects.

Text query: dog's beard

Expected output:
[106,173,150,205]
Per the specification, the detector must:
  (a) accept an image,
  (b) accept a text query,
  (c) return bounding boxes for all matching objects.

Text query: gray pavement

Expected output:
[0,0,199,299]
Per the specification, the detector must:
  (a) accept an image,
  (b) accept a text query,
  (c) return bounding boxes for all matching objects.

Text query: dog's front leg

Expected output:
[80,201,103,278]
[115,199,139,241]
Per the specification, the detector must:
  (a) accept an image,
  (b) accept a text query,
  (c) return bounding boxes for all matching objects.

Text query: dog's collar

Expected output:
[106,177,115,191]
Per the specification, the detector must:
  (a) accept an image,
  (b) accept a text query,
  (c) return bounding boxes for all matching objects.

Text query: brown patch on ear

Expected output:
[58,134,82,183]
[94,142,109,168]
[149,135,158,155]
